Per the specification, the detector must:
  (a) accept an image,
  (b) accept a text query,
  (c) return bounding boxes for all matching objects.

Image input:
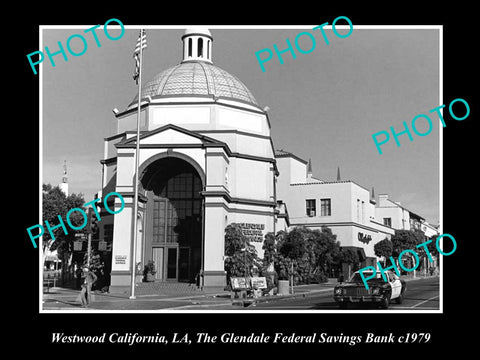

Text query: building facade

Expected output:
[99,29,277,287]
[275,150,395,278]
[375,193,439,237]
[96,28,439,288]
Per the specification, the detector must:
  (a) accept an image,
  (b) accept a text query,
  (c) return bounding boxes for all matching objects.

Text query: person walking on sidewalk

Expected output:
[75,264,83,290]
[76,267,97,308]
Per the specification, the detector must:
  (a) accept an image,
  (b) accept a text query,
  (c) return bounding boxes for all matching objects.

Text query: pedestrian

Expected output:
[76,267,97,308]
[75,265,83,290]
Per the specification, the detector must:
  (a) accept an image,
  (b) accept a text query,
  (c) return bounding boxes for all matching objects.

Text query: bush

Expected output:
[224,224,261,282]
[262,227,338,285]
[374,238,393,266]
[143,260,156,276]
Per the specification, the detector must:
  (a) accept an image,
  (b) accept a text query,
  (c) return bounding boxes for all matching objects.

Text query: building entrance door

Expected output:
[167,248,177,280]
[143,157,203,283]
[178,248,190,282]
[152,247,164,281]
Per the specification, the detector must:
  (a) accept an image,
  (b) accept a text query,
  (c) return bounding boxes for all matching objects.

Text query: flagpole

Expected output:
[130,29,145,300]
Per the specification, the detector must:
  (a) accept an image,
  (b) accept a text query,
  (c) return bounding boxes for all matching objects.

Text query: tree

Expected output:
[391,229,425,273]
[278,227,306,259]
[313,227,340,277]
[264,226,339,285]
[224,224,261,281]
[416,234,440,272]
[336,248,360,279]
[261,232,276,270]
[374,238,393,266]
[42,183,85,271]
[391,229,424,257]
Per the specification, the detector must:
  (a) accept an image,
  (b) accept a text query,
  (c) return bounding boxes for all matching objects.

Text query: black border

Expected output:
[18,4,476,354]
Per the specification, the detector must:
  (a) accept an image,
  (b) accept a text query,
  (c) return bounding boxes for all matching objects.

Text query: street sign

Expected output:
[98,240,107,251]
[73,241,83,251]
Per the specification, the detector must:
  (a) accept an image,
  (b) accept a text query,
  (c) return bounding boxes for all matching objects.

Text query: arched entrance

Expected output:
[141,156,204,283]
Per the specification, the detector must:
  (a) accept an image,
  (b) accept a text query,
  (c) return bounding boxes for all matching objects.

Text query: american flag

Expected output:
[133,29,147,84]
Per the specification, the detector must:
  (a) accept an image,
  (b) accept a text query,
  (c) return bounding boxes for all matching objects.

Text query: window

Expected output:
[357,199,361,222]
[387,272,395,282]
[383,217,392,227]
[188,38,192,57]
[207,40,210,58]
[362,201,365,223]
[410,219,420,230]
[103,224,113,242]
[306,199,316,217]
[320,199,331,216]
[153,172,202,245]
[198,38,203,57]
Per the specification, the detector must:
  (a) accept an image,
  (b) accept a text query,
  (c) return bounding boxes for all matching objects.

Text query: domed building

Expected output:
[100,28,279,287]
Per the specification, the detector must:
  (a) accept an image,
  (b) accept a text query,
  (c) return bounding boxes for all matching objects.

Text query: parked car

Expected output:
[333,270,406,309]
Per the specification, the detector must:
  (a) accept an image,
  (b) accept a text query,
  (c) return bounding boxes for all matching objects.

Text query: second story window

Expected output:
[383,217,392,227]
[357,199,361,222]
[320,198,331,216]
[306,199,316,217]
[362,200,365,223]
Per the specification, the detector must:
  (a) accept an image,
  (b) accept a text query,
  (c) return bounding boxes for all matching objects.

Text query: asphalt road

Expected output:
[42,276,439,311]
[245,276,440,311]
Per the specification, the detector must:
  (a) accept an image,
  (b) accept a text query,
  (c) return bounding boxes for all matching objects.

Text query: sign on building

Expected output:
[234,223,265,243]
[358,232,373,244]
[115,255,127,265]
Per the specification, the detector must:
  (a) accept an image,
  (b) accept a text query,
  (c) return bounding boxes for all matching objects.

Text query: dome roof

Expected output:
[130,61,259,107]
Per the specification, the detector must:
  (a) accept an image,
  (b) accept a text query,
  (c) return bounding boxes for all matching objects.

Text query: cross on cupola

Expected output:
[181,28,213,63]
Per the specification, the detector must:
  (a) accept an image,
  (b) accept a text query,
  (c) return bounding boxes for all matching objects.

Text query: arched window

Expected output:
[198,38,203,57]
[188,38,192,57]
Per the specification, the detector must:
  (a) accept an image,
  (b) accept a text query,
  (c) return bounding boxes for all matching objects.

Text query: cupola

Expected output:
[181,28,213,63]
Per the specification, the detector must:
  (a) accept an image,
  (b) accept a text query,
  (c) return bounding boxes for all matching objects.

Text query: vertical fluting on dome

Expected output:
[181,28,213,64]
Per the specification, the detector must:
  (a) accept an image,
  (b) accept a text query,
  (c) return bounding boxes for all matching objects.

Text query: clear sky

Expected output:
[42,25,440,225]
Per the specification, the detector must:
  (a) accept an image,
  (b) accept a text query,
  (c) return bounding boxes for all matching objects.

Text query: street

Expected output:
[42,276,439,311]
[244,277,439,311]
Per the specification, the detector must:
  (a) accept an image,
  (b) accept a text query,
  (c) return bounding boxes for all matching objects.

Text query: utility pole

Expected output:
[87,207,93,268]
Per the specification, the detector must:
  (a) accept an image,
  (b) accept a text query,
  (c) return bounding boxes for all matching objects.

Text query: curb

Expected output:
[237,276,440,307]
[236,286,335,307]
[43,285,337,310]
[402,275,439,282]
[43,278,438,310]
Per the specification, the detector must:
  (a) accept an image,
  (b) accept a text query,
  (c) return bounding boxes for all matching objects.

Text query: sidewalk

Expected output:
[42,285,232,311]
[42,279,338,311]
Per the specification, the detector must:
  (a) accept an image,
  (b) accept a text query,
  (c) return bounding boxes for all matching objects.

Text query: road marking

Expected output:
[168,302,234,310]
[393,307,439,310]
[410,295,440,308]
[251,305,321,309]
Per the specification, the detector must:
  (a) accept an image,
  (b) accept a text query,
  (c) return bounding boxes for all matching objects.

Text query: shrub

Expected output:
[263,226,339,285]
